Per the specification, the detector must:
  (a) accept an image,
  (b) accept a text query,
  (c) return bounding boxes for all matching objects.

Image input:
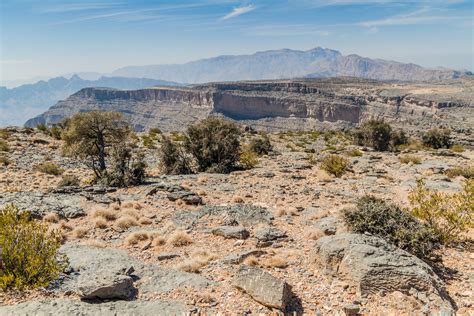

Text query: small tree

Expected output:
[184,118,241,173]
[354,119,392,151]
[249,134,273,156]
[422,129,452,149]
[62,111,145,186]
[159,136,193,175]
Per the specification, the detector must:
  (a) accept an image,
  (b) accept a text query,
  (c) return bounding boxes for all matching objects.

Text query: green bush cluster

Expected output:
[0,205,67,290]
[249,134,273,156]
[422,128,452,149]
[160,118,243,174]
[353,119,407,151]
[343,196,440,260]
[320,154,349,177]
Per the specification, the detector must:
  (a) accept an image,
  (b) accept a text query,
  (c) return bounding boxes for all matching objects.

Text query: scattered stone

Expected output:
[157,253,180,261]
[233,265,291,310]
[80,275,136,300]
[223,250,266,264]
[212,226,250,239]
[254,227,287,242]
[343,304,360,316]
[313,216,341,235]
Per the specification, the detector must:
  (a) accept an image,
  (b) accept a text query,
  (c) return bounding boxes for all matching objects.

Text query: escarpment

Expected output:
[26,78,473,137]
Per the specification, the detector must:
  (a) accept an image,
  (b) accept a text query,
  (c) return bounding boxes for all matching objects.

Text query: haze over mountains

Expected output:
[113,47,470,83]
[0,75,180,126]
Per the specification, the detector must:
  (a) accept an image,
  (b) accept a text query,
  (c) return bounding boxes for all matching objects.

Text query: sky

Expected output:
[0,0,473,82]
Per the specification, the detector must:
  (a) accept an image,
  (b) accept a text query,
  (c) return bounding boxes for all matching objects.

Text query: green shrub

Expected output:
[141,135,156,149]
[159,136,193,175]
[399,155,421,164]
[249,134,273,156]
[0,204,67,290]
[445,166,474,179]
[346,149,363,157]
[422,129,451,149]
[240,150,259,169]
[100,147,147,187]
[149,128,162,138]
[390,129,409,149]
[343,196,440,260]
[57,175,80,187]
[353,119,392,151]
[185,117,241,173]
[320,154,349,177]
[0,140,9,152]
[33,162,64,176]
[409,179,473,244]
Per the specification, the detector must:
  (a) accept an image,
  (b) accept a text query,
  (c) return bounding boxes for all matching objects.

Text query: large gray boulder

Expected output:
[313,233,453,311]
[0,299,188,315]
[233,265,291,310]
[212,226,250,239]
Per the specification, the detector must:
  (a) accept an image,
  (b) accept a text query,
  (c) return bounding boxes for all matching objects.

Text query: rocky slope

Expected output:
[112,47,471,83]
[26,78,474,144]
[0,128,472,314]
[0,75,181,126]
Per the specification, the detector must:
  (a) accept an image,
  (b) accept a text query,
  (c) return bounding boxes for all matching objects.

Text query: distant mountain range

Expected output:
[0,75,181,126]
[112,47,471,83]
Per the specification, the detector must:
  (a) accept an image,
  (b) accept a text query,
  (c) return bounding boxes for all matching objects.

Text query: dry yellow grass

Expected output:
[81,239,107,248]
[121,209,140,220]
[124,231,150,246]
[168,231,193,247]
[232,196,244,203]
[43,212,59,223]
[315,169,333,182]
[91,208,117,221]
[94,217,108,229]
[243,255,259,266]
[263,256,288,268]
[138,217,152,225]
[177,250,216,273]
[122,201,134,208]
[197,176,208,184]
[60,221,73,231]
[307,229,326,240]
[71,227,88,239]
[152,236,166,247]
[115,215,139,229]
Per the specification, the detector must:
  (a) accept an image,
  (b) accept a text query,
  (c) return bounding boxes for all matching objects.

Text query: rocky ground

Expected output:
[0,127,473,315]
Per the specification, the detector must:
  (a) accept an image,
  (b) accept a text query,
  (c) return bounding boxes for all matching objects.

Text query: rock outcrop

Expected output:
[313,233,454,312]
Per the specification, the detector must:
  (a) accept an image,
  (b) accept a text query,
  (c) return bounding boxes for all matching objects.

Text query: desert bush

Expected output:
[239,150,259,169]
[141,135,156,149]
[0,140,9,152]
[49,126,63,140]
[57,175,80,187]
[33,162,64,176]
[0,155,10,166]
[390,129,409,149]
[320,154,349,177]
[0,129,11,140]
[450,144,465,153]
[148,128,162,138]
[422,129,452,149]
[346,149,363,157]
[399,155,421,164]
[0,204,67,290]
[62,111,146,187]
[354,119,392,151]
[159,136,193,175]
[445,166,474,179]
[168,231,193,247]
[409,179,473,244]
[343,196,440,260]
[249,134,272,155]
[185,117,241,173]
[36,123,49,134]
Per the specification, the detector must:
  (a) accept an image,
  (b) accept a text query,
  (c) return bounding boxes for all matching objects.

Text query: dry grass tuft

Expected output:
[138,217,152,225]
[81,239,107,248]
[152,236,166,247]
[60,221,73,231]
[243,255,259,266]
[232,196,244,203]
[263,256,288,268]
[177,250,216,273]
[71,227,88,239]
[94,217,108,229]
[168,231,193,247]
[122,202,134,208]
[316,169,333,182]
[43,212,59,223]
[91,208,117,221]
[115,215,139,229]
[124,231,150,246]
[307,229,326,240]
[121,208,140,220]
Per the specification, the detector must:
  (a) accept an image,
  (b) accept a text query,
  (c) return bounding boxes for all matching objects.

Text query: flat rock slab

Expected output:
[255,227,287,242]
[212,226,250,239]
[0,192,85,219]
[0,299,188,315]
[233,265,291,310]
[60,244,211,297]
[173,204,273,229]
[313,233,453,312]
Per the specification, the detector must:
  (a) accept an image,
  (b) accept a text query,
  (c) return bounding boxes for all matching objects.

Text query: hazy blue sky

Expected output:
[1,0,472,81]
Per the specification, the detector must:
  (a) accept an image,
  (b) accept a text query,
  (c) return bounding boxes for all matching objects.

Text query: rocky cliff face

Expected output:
[26,78,473,137]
